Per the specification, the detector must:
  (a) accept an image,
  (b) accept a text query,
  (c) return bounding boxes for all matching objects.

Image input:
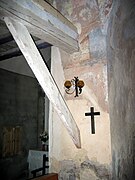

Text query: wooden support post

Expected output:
[4,17,81,148]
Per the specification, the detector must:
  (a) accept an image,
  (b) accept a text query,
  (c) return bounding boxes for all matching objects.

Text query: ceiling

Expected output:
[0,19,51,61]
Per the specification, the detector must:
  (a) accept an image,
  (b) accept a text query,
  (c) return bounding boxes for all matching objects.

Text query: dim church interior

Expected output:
[0,19,51,179]
[0,0,135,180]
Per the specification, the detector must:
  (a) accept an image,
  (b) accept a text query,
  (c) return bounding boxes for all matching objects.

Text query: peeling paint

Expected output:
[58,158,111,180]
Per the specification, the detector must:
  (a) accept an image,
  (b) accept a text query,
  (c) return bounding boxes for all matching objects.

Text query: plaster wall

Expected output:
[50,30,112,179]
[49,1,112,179]
[50,57,112,179]
[55,47,111,180]
[107,0,135,179]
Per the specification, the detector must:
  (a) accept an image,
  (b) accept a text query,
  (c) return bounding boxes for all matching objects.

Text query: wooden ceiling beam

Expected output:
[0,0,79,53]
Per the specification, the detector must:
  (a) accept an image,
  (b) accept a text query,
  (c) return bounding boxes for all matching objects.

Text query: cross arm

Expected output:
[85,113,91,116]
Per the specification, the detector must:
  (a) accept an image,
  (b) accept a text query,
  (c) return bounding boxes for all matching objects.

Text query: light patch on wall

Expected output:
[89,27,106,60]
[2,126,21,157]
[79,7,92,21]
[64,1,73,16]
[103,65,108,102]
[82,72,98,84]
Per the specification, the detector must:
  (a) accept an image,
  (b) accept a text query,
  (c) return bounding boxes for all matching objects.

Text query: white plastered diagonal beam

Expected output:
[4,17,81,148]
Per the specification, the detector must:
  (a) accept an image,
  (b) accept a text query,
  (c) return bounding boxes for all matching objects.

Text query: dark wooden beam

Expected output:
[0,34,13,45]
[0,48,22,61]
[0,41,52,61]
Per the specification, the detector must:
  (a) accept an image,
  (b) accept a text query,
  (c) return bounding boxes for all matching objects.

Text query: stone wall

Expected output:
[107,0,135,179]
[0,69,44,179]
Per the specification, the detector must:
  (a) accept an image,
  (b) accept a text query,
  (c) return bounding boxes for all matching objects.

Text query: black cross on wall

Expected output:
[85,107,100,134]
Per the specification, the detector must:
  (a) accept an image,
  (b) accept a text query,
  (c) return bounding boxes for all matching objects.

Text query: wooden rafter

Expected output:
[4,17,81,148]
[0,40,52,61]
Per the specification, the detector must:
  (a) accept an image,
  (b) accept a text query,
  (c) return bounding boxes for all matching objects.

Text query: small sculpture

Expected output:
[39,131,49,151]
